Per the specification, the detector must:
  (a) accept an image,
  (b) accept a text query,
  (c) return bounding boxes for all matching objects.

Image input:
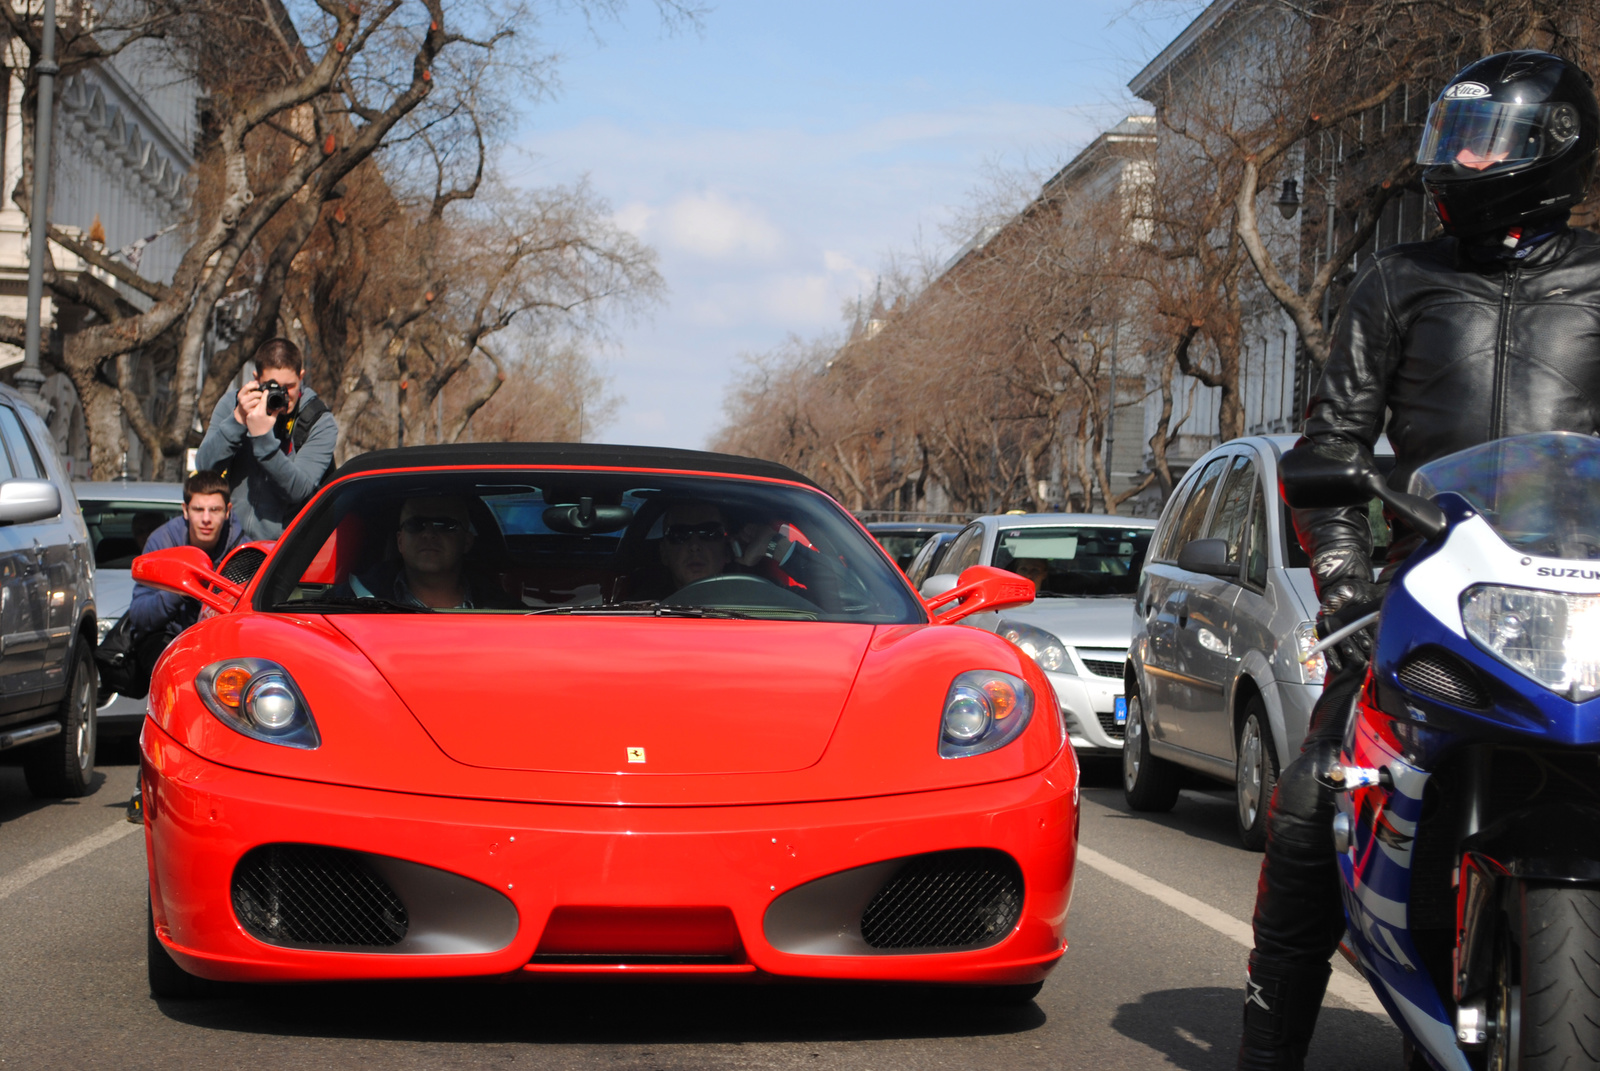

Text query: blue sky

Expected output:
[510,1,1205,449]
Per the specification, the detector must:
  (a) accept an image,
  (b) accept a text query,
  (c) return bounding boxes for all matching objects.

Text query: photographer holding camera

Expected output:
[196,338,339,541]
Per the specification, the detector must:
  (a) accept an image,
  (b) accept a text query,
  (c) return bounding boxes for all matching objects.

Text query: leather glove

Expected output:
[1315,569,1382,676]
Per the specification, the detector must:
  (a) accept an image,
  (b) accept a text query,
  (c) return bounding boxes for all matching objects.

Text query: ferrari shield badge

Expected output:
[627,747,647,764]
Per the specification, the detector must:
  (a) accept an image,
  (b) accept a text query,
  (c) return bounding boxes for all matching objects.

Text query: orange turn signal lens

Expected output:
[981,678,1018,720]
[213,666,252,708]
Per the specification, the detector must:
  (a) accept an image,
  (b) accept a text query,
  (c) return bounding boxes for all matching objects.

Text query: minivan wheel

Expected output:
[24,645,97,798]
[1123,692,1180,812]
[1235,697,1279,852]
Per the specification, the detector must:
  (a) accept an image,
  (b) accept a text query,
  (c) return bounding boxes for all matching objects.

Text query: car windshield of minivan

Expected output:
[994,526,1152,596]
[255,470,924,623]
[79,498,184,568]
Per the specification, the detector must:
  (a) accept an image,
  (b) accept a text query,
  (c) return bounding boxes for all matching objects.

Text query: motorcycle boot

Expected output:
[1237,666,1363,1069]
[1238,953,1333,1071]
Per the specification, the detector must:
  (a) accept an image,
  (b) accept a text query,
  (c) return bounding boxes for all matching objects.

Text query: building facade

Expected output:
[0,34,198,474]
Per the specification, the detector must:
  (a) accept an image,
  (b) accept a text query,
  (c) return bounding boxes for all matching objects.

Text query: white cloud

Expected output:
[611,200,654,236]
[656,191,785,262]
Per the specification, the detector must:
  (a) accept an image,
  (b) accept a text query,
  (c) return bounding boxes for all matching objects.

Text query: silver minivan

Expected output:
[1122,435,1391,849]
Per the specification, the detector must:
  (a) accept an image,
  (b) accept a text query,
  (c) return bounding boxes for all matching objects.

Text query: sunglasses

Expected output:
[664,522,727,546]
[399,516,465,535]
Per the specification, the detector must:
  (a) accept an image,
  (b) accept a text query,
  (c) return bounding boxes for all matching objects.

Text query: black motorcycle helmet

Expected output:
[1418,51,1599,239]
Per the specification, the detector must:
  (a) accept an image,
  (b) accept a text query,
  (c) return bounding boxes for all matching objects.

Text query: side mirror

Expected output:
[1278,445,1380,509]
[132,545,245,616]
[920,573,959,600]
[1176,538,1240,578]
[925,565,1035,624]
[1279,443,1447,541]
[0,478,60,524]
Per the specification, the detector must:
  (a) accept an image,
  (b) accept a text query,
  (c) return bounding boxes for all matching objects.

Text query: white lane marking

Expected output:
[1076,845,1389,1018]
[0,820,139,901]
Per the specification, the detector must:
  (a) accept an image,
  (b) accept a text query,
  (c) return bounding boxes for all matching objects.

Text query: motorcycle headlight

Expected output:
[1295,620,1326,685]
[195,659,320,748]
[996,618,1072,673]
[940,670,1035,758]
[1461,584,1600,701]
[97,616,119,644]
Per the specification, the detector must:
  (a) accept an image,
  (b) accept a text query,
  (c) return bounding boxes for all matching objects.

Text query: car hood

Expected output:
[96,569,133,617]
[1000,597,1137,647]
[328,616,873,776]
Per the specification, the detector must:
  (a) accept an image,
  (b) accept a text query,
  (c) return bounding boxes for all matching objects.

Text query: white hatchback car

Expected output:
[920,513,1156,756]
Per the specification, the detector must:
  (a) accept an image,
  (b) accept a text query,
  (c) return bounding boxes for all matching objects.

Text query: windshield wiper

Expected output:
[524,600,750,619]
[272,595,432,614]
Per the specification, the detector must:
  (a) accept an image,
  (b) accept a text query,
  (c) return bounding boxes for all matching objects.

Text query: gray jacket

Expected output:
[195,385,338,541]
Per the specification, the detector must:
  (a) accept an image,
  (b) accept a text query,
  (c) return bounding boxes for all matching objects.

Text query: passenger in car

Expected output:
[1007,557,1050,593]
[342,496,506,609]
[652,500,839,608]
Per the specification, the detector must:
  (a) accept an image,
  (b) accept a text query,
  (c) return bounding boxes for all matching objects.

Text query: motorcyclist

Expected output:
[1239,51,1600,1070]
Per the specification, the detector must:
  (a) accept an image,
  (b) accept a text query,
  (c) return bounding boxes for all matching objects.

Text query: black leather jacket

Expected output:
[1297,227,1600,586]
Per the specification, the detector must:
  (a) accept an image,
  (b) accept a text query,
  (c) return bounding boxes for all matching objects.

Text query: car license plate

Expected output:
[1114,696,1127,726]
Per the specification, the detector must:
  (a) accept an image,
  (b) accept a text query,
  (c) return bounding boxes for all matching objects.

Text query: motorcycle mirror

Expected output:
[1279,444,1449,542]
[1278,445,1381,509]
[1382,489,1448,542]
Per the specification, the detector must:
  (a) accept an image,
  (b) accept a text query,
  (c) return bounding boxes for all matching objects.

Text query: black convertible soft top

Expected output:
[333,442,819,489]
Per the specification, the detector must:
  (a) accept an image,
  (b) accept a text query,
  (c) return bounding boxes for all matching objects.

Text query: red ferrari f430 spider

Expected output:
[133,444,1079,999]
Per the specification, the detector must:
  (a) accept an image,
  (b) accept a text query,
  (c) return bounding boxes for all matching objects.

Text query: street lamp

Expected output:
[1275,177,1301,220]
[18,0,59,414]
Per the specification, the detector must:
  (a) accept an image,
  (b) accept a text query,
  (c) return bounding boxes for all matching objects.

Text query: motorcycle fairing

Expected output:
[1386,505,1600,746]
[1334,491,1600,1069]
[1336,707,1470,1071]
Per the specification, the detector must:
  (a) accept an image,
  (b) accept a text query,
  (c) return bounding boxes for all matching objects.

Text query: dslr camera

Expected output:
[260,380,291,415]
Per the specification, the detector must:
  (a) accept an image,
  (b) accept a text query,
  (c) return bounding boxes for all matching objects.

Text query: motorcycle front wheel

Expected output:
[1490,883,1600,1070]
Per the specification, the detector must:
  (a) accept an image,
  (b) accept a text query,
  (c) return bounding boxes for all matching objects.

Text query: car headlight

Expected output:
[1462,585,1600,701]
[940,670,1035,758]
[1295,620,1326,685]
[996,618,1072,674]
[195,659,320,748]
[97,616,119,644]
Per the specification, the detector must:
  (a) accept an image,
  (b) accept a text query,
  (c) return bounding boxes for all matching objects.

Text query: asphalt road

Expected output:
[0,750,1400,1070]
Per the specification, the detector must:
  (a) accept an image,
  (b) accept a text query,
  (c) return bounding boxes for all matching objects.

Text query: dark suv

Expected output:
[0,385,97,797]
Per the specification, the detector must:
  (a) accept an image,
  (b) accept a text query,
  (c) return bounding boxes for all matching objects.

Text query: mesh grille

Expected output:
[1096,710,1125,741]
[232,844,408,948]
[1397,648,1489,709]
[220,546,267,586]
[859,849,1023,950]
[1081,658,1122,679]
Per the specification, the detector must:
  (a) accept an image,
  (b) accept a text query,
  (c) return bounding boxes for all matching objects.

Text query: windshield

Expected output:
[990,525,1152,596]
[79,497,183,568]
[1410,432,1600,560]
[255,469,924,623]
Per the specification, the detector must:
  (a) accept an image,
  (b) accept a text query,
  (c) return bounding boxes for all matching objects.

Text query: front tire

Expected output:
[23,645,97,798]
[1505,883,1600,1070]
[1123,691,1180,812]
[1235,697,1279,852]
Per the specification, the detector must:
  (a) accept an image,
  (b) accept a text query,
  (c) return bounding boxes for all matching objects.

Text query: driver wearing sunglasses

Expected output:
[343,496,487,609]
[660,502,736,590]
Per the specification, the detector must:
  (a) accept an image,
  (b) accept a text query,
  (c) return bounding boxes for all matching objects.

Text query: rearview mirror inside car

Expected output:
[925,565,1035,624]
[0,477,60,525]
[1176,538,1240,578]
[131,545,245,616]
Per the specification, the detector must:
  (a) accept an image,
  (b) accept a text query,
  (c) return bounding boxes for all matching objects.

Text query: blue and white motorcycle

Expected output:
[1282,431,1600,1071]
